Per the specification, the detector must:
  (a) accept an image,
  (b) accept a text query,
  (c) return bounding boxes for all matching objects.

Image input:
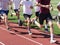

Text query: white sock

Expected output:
[50,33,54,41]
[45,24,48,29]
[28,27,31,33]
[18,19,20,22]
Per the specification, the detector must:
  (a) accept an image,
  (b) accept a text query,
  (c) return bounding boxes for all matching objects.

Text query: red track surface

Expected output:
[0,22,60,45]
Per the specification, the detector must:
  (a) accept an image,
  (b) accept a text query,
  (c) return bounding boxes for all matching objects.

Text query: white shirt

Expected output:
[20,0,33,15]
[11,0,21,9]
[0,0,9,10]
[0,0,2,10]
[29,0,32,1]
[33,0,40,12]
[58,12,60,16]
[57,2,60,6]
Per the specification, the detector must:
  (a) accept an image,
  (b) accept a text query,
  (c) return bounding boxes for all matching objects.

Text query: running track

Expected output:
[0,22,60,45]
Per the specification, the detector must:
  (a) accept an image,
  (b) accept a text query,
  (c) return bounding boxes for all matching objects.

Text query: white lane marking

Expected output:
[0,27,43,45]
[16,34,43,45]
[0,42,5,45]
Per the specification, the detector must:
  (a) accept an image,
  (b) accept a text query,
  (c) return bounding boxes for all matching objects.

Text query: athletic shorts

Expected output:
[14,9,18,12]
[0,10,9,15]
[23,14,32,19]
[39,13,52,25]
[35,11,40,17]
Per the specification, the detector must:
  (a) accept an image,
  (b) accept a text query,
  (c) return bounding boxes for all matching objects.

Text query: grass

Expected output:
[8,0,60,34]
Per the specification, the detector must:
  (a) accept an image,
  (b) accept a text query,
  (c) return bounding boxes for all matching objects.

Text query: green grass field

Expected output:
[8,0,60,34]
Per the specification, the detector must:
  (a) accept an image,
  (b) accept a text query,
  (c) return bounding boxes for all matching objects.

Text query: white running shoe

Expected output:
[50,40,56,43]
[29,32,32,35]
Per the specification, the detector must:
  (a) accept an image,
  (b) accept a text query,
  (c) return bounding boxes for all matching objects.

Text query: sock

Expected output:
[45,24,48,29]
[50,33,54,41]
[18,19,20,23]
[28,27,31,33]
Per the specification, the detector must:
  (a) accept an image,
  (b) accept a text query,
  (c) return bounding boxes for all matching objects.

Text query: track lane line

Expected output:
[0,27,43,45]
[0,42,5,45]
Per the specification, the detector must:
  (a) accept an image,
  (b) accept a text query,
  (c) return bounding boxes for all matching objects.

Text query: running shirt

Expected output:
[29,0,32,1]
[11,0,21,9]
[58,12,60,16]
[57,2,60,6]
[37,0,50,14]
[0,0,2,10]
[20,0,33,15]
[33,0,40,12]
[0,0,9,10]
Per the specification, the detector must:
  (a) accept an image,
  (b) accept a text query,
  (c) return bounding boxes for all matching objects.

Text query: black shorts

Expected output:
[14,9,18,13]
[39,13,52,25]
[23,14,32,19]
[0,10,9,15]
[35,11,40,17]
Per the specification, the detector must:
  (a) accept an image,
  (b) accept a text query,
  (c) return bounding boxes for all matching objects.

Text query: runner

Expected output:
[57,2,60,29]
[0,0,10,30]
[32,0,49,32]
[10,0,22,26]
[33,0,40,20]
[20,0,33,35]
[32,0,57,43]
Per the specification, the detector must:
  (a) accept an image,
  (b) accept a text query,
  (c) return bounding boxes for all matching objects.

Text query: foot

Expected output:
[7,27,11,31]
[28,29,32,35]
[50,40,56,43]
[44,28,49,32]
[18,20,23,26]
[29,32,32,35]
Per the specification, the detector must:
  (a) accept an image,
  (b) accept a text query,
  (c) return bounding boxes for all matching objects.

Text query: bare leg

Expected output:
[27,17,32,35]
[3,14,10,30]
[48,20,56,43]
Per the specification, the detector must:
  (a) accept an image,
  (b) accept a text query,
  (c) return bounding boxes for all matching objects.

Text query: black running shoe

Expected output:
[44,28,49,32]
[18,20,23,26]
[7,27,11,31]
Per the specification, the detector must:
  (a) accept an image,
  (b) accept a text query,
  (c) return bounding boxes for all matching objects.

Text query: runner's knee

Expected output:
[48,21,53,27]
